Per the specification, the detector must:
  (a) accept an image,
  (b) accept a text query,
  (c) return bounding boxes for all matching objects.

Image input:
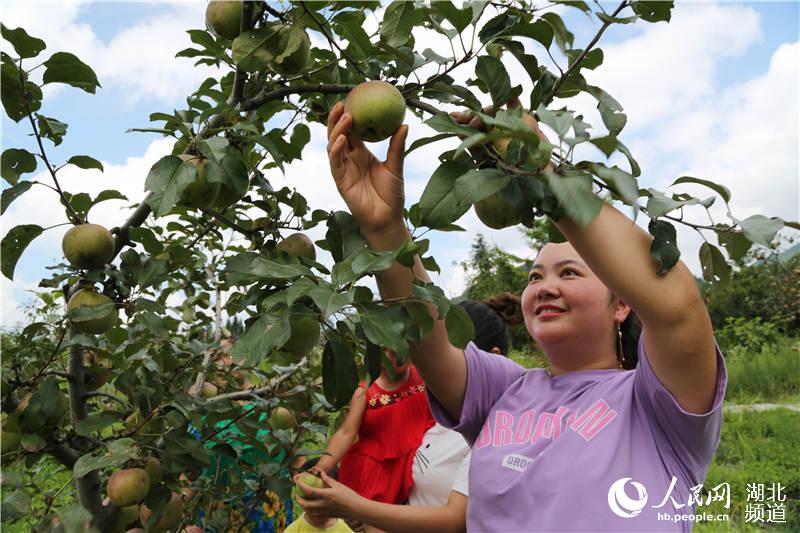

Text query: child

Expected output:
[315,349,435,504]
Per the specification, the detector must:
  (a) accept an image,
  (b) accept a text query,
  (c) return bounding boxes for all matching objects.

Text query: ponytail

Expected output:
[618,311,642,370]
[458,294,518,355]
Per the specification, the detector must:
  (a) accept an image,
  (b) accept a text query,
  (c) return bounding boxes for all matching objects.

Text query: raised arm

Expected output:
[326,102,467,420]
[316,387,367,474]
[556,204,718,414]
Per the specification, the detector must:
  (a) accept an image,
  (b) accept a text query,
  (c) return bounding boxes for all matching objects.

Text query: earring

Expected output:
[617,323,625,368]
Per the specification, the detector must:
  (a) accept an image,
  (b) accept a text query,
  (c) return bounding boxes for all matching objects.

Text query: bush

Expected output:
[724,337,800,403]
[716,316,782,354]
[697,408,800,532]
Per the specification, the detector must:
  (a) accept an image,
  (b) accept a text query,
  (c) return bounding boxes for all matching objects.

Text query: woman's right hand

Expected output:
[327,101,409,236]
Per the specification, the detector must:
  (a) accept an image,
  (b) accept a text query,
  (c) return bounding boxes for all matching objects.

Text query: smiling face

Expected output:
[521,242,630,371]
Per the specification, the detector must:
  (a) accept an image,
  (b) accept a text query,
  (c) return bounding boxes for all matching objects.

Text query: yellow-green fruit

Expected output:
[110,504,139,532]
[266,25,311,75]
[107,468,150,506]
[474,192,521,230]
[296,472,325,499]
[205,0,246,40]
[139,492,184,531]
[189,382,218,399]
[276,233,316,260]
[67,289,118,334]
[281,311,320,355]
[179,154,220,209]
[344,80,406,142]
[143,457,162,488]
[269,407,297,430]
[62,224,115,270]
[1,430,20,454]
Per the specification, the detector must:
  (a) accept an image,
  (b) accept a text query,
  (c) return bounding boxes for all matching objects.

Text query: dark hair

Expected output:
[459,293,521,355]
[618,311,642,370]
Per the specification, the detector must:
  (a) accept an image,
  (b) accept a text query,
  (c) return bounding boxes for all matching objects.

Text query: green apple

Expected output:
[269,406,297,430]
[296,472,325,499]
[205,0,258,41]
[67,289,118,334]
[139,492,184,532]
[276,233,316,260]
[344,80,406,142]
[62,224,115,270]
[107,468,150,506]
[179,154,221,209]
[474,192,521,230]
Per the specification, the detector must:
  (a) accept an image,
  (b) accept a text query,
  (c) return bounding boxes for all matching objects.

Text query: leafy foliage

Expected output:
[0,1,794,530]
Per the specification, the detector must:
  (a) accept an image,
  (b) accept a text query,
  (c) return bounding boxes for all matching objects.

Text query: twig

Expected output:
[302,3,368,78]
[196,206,256,237]
[18,59,84,225]
[546,0,630,106]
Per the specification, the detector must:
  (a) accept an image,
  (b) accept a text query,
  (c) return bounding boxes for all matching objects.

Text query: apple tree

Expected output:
[1,1,797,531]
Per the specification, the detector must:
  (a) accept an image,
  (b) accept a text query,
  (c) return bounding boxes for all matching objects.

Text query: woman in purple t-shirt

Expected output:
[318,101,726,532]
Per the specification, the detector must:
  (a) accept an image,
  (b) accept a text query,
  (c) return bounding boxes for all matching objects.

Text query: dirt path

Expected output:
[724,402,800,413]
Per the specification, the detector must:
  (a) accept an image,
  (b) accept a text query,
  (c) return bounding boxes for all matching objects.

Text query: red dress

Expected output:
[338,366,436,504]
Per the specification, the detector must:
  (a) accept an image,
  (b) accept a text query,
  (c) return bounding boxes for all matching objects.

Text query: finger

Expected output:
[317,469,337,488]
[468,116,484,130]
[329,135,347,180]
[328,112,352,150]
[506,96,521,108]
[327,102,344,139]
[296,479,325,500]
[385,124,408,176]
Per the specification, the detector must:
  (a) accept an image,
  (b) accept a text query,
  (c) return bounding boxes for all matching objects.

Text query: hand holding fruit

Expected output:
[294,470,362,521]
[327,99,408,236]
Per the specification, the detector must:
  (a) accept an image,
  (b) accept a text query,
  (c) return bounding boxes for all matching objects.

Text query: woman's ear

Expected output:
[490,347,502,355]
[614,298,631,324]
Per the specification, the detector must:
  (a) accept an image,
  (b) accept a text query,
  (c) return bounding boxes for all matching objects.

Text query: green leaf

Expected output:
[1,181,32,215]
[76,413,119,437]
[738,215,783,247]
[405,133,453,156]
[699,242,731,284]
[645,189,708,219]
[584,84,626,136]
[430,1,472,33]
[232,27,278,72]
[453,168,510,204]
[474,56,512,108]
[418,161,474,229]
[631,1,674,23]
[73,438,137,478]
[365,340,382,383]
[233,314,291,367]
[444,303,475,349]
[325,211,366,263]
[545,170,603,227]
[648,219,680,275]
[360,304,409,356]
[615,139,641,177]
[478,12,521,43]
[1,224,43,280]
[1,25,46,59]
[35,114,68,146]
[322,337,360,408]
[1,148,37,185]
[671,176,730,203]
[67,155,104,172]
[381,1,416,47]
[42,52,101,94]
[310,285,352,319]
[1,53,42,122]
[425,112,478,137]
[332,11,373,58]
[585,163,638,205]
[128,227,163,255]
[1,490,31,522]
[68,302,115,324]
[144,155,196,217]
[541,12,574,51]
[536,105,574,139]
[717,230,751,262]
[204,153,249,196]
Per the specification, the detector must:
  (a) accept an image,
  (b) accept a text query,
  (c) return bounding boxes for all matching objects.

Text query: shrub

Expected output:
[724,337,800,403]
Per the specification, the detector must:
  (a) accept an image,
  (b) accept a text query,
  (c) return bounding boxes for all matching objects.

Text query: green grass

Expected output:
[695,408,800,532]
[724,338,800,403]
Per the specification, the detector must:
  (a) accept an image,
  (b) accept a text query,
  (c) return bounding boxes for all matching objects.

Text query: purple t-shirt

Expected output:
[428,338,727,532]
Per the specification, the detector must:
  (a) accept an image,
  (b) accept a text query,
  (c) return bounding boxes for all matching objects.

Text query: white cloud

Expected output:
[1,1,216,105]
[1,138,175,326]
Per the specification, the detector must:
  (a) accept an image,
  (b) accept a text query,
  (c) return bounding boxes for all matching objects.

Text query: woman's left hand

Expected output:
[294,469,365,521]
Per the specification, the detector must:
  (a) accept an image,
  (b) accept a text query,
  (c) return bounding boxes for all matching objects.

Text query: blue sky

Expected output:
[2,1,798,328]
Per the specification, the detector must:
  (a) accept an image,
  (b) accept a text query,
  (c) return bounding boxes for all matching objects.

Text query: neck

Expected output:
[380,367,410,389]
[305,514,336,529]
[541,337,619,376]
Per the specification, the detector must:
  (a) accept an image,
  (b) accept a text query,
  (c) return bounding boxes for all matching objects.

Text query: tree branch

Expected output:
[546,0,630,106]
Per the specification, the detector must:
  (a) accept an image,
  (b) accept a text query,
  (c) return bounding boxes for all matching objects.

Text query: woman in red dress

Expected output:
[315,349,435,504]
